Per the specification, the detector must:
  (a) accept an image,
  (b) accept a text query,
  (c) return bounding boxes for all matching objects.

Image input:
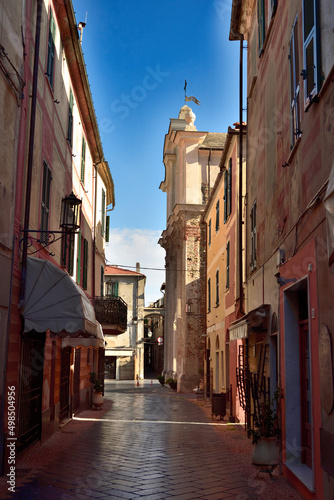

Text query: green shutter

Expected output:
[224,169,228,223]
[101,189,106,236]
[100,266,104,296]
[83,238,88,289]
[106,215,110,243]
[67,89,73,146]
[76,231,81,284]
[114,282,119,298]
[258,0,265,55]
[81,137,86,183]
[68,232,75,276]
[227,159,232,217]
[46,11,56,88]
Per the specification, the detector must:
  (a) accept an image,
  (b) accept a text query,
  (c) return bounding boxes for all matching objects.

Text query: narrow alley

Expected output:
[1,381,302,500]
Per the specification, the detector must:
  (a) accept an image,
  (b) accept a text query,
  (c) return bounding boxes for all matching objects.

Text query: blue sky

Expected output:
[72,0,244,304]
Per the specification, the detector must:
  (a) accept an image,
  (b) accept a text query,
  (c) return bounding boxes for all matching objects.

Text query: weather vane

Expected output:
[184,79,201,106]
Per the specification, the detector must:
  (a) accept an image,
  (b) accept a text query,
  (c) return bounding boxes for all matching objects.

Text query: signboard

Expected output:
[157,337,164,345]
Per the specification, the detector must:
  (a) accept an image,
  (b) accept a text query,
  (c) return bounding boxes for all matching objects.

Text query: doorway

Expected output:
[17,331,46,454]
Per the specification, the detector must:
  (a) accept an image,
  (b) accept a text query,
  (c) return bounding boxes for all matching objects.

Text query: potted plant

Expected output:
[249,389,281,472]
[166,378,177,390]
[89,372,104,408]
[157,374,165,386]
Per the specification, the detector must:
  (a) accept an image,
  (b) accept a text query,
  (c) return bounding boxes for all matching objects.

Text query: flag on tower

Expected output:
[185,95,201,105]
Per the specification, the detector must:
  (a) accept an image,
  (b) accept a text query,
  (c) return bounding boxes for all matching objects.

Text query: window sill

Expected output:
[287,136,301,165]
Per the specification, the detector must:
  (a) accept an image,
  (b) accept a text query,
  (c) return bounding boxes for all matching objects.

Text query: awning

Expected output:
[228,304,271,341]
[23,257,104,348]
[229,318,248,341]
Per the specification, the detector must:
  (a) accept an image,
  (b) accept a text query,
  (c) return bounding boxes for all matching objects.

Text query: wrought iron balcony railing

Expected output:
[94,296,127,333]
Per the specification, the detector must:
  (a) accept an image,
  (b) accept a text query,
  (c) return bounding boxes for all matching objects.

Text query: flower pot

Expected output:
[168,381,177,390]
[252,437,279,471]
[92,391,103,408]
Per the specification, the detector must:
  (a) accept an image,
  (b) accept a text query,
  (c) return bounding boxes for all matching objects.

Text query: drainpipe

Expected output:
[19,0,43,308]
[231,28,245,317]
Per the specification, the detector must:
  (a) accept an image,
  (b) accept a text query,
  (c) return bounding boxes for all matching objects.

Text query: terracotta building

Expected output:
[230,0,334,498]
[159,104,226,392]
[0,0,114,473]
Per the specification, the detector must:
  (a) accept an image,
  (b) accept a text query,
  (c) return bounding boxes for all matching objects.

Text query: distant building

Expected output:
[103,265,146,380]
[159,105,226,392]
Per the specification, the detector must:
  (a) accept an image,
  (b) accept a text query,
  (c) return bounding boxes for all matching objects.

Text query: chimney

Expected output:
[136,262,140,273]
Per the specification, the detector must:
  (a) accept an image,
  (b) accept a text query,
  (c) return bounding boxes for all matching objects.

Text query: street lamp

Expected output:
[20,192,82,254]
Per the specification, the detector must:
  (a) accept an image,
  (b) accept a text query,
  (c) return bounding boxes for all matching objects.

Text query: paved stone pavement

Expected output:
[1,380,302,500]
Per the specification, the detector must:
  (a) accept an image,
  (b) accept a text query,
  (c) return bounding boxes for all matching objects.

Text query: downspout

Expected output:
[231,28,245,317]
[19,0,43,308]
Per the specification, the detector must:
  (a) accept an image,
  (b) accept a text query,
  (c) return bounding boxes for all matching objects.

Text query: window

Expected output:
[226,242,230,289]
[290,17,302,147]
[82,238,88,290]
[215,270,219,306]
[46,10,56,89]
[208,278,211,312]
[101,188,106,237]
[40,161,52,244]
[106,281,119,297]
[208,219,211,246]
[61,232,75,275]
[80,137,86,183]
[67,89,73,147]
[100,266,104,296]
[302,0,321,106]
[258,0,265,55]
[224,159,232,223]
[250,201,257,271]
[215,200,220,232]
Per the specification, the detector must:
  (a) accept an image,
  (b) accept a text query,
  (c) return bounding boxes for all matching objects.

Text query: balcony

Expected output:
[94,296,127,335]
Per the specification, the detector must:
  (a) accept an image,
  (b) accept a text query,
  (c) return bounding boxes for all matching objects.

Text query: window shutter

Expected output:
[76,230,81,284]
[68,233,75,276]
[208,219,211,246]
[224,169,228,223]
[114,282,119,298]
[101,188,106,236]
[216,270,219,306]
[100,266,104,296]
[258,0,265,55]
[106,215,110,243]
[208,278,211,312]
[40,161,52,244]
[83,238,88,290]
[227,158,232,218]
[80,137,86,183]
[46,11,56,88]
[302,0,320,105]
[67,89,73,146]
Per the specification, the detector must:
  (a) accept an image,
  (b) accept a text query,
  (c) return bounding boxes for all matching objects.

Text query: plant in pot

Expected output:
[166,378,177,390]
[89,372,104,408]
[157,374,165,386]
[249,389,281,473]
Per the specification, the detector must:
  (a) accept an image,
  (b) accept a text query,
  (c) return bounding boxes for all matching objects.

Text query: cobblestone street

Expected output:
[0,381,302,500]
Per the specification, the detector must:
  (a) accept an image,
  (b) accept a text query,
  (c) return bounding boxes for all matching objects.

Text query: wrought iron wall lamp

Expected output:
[20,191,82,255]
